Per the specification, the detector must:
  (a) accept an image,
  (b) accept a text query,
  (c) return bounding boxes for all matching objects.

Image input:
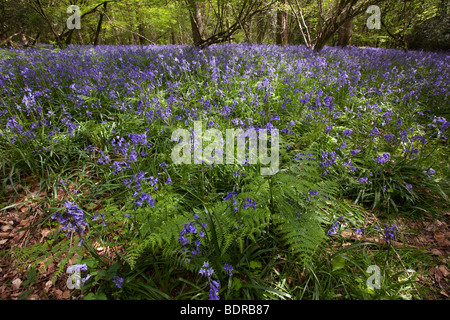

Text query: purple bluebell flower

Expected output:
[376,153,391,164]
[113,276,123,289]
[223,263,234,276]
[199,261,220,300]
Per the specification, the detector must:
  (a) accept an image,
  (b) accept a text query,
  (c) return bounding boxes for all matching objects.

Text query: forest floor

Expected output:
[1,181,449,300]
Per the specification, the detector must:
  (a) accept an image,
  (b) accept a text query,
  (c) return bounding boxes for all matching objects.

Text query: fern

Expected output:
[266,150,338,267]
[9,239,80,283]
[125,211,193,269]
[122,143,339,273]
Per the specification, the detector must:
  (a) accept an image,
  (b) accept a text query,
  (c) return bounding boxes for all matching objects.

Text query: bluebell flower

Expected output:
[51,201,87,237]
[199,261,214,277]
[383,224,398,243]
[113,276,123,289]
[376,152,391,164]
[199,261,220,300]
[328,221,339,236]
[223,263,234,276]
[209,280,220,300]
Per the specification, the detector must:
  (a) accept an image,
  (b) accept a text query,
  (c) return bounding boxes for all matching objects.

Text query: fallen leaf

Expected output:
[438,265,450,277]
[0,232,13,239]
[431,248,443,256]
[62,290,71,299]
[12,278,22,290]
[54,289,63,299]
[19,218,30,227]
[434,230,450,247]
[44,280,52,293]
[0,225,12,232]
[425,223,435,232]
[434,268,444,281]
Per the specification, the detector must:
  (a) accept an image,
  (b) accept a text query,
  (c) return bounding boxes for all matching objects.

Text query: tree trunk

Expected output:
[314,22,336,51]
[65,30,74,45]
[171,30,177,44]
[93,3,107,46]
[226,15,232,43]
[31,33,40,46]
[337,16,353,47]
[138,24,146,45]
[256,14,266,44]
[276,0,288,46]
[187,0,205,45]
[247,16,253,43]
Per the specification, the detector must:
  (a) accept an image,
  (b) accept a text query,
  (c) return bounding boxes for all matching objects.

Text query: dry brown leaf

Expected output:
[44,280,53,293]
[62,290,71,299]
[0,225,12,232]
[12,278,21,290]
[438,265,450,277]
[40,228,51,240]
[54,289,63,299]
[435,268,444,281]
[434,230,450,247]
[431,248,444,256]
[440,291,449,297]
[46,262,55,274]
[0,232,13,239]
[425,222,435,232]
[19,218,30,227]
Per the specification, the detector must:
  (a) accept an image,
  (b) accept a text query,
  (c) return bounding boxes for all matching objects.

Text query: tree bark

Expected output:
[276,0,288,46]
[187,0,205,45]
[256,13,266,44]
[93,2,107,46]
[171,30,177,44]
[337,15,353,47]
[247,16,253,43]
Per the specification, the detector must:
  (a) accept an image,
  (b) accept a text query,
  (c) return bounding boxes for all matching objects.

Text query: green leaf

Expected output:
[84,293,95,300]
[249,260,262,269]
[232,277,242,291]
[332,255,346,272]
[82,257,97,269]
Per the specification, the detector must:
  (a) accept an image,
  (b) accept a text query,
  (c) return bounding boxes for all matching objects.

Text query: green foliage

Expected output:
[8,237,81,282]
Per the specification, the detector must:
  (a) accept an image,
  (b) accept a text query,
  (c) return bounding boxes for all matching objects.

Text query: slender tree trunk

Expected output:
[256,14,265,44]
[226,15,232,43]
[276,0,288,46]
[171,30,177,44]
[31,33,40,46]
[126,7,138,44]
[247,16,253,43]
[76,30,84,45]
[93,2,107,46]
[65,30,74,45]
[138,24,146,45]
[287,0,311,47]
